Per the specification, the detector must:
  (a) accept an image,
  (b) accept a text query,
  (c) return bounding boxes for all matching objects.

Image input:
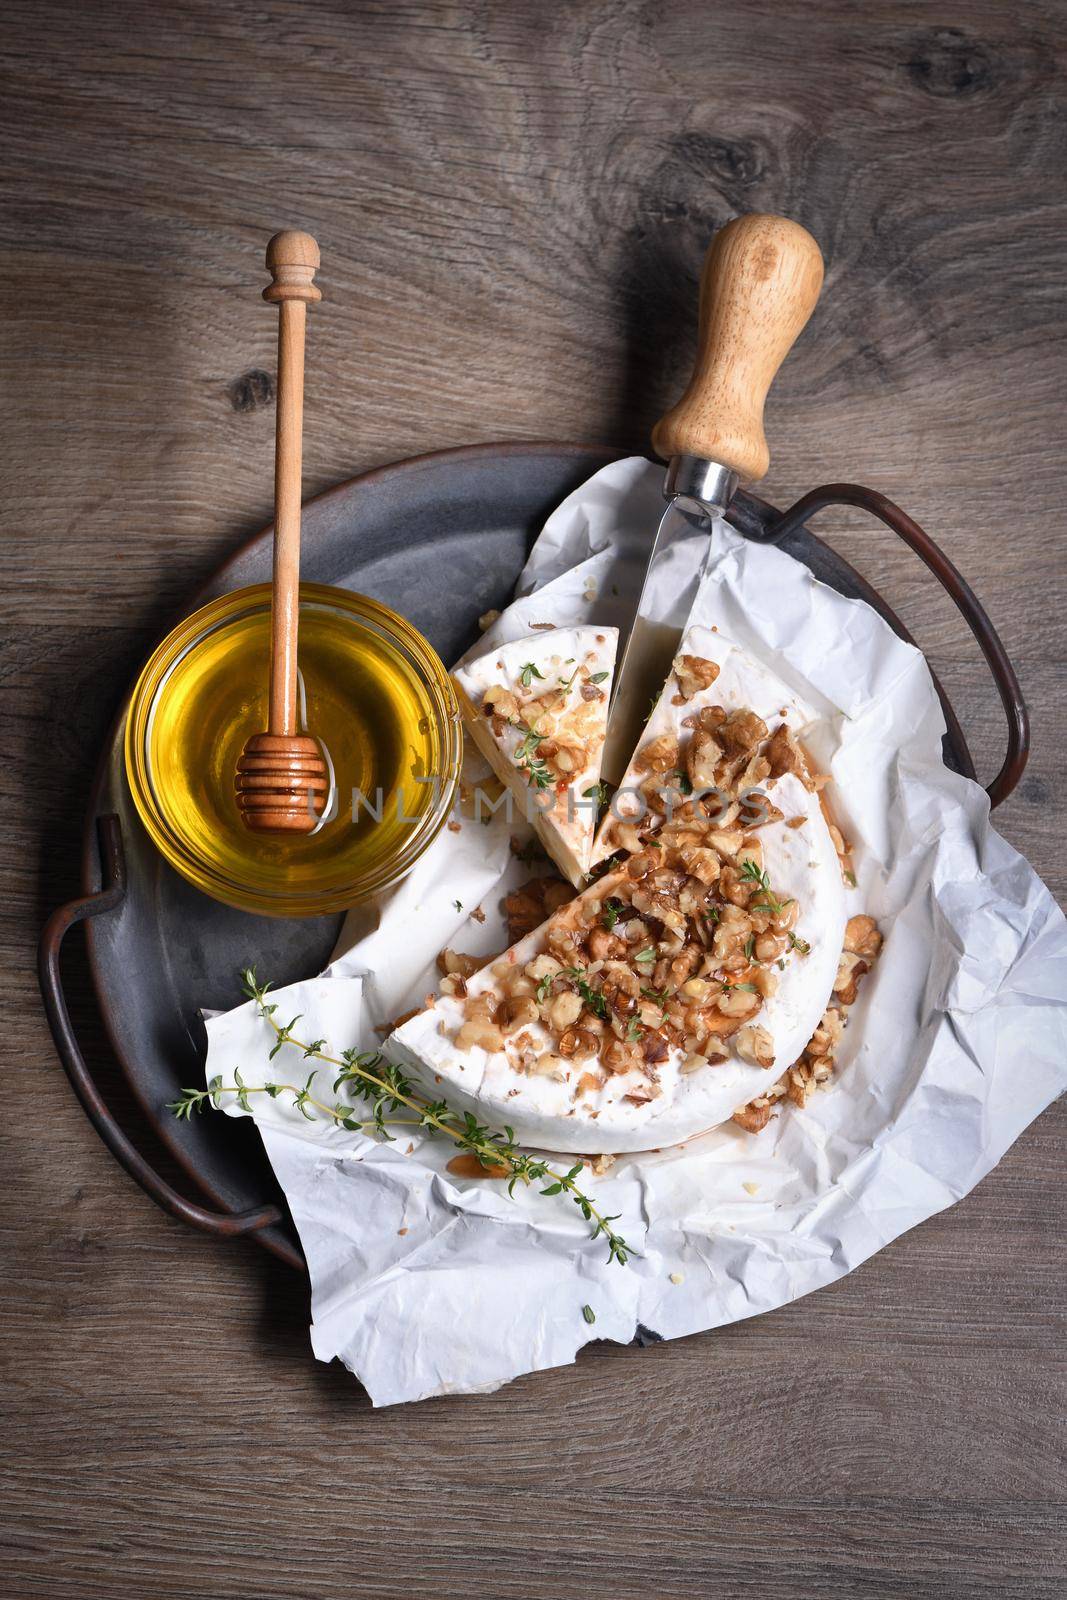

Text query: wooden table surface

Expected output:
[3,2,1064,1595]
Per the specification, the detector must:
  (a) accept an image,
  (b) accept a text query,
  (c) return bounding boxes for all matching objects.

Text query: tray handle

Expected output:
[727,482,1029,808]
[38,815,283,1238]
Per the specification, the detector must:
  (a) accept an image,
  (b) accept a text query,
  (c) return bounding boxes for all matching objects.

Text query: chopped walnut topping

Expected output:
[635,732,680,775]
[674,654,721,701]
[499,996,539,1033]
[483,684,520,720]
[736,1024,775,1069]
[547,990,583,1031]
[503,876,573,941]
[719,708,769,756]
[687,728,722,789]
[445,689,879,1142]
[764,723,815,791]
[732,915,882,1133]
[807,1006,845,1058]
[732,1100,774,1133]
[833,951,870,1005]
[437,948,481,979]
[559,1026,599,1059]
[455,1016,504,1052]
[844,914,882,958]
[717,985,760,1018]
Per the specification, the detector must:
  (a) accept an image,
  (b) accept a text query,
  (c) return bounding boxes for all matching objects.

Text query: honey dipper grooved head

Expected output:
[235,733,329,834]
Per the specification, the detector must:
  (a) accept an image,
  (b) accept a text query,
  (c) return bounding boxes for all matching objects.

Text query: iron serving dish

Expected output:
[39,443,1029,1275]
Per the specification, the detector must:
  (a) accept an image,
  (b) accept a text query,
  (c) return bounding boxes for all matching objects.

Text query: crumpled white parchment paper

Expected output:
[203,457,1067,1406]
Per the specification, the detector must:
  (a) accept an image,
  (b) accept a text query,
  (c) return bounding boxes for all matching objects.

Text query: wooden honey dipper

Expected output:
[235,231,329,834]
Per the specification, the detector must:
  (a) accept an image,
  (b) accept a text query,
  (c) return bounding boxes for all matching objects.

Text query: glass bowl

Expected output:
[124,583,462,917]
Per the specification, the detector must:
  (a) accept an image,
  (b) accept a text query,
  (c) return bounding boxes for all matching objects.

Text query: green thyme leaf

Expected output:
[511,721,555,790]
[574,975,609,1020]
[740,858,770,890]
[601,898,622,930]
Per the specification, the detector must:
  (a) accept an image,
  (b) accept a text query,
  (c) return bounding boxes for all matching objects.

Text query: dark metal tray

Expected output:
[39,444,1028,1274]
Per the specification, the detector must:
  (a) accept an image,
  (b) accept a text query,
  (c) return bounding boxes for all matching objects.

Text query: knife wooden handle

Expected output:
[651,214,823,483]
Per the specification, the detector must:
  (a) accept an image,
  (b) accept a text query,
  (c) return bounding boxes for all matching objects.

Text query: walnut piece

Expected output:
[437,948,481,979]
[454,1017,504,1052]
[503,876,573,942]
[483,683,520,720]
[764,723,815,791]
[833,950,870,1005]
[736,1024,775,1069]
[731,911,882,1134]
[635,732,680,775]
[732,1099,774,1133]
[719,709,769,756]
[674,654,721,701]
[844,914,882,958]
[686,728,722,789]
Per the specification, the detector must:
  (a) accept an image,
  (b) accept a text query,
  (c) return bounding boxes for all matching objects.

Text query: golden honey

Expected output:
[125,583,461,916]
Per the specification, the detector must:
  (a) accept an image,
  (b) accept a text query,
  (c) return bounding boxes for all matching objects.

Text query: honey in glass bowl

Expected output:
[125,583,462,917]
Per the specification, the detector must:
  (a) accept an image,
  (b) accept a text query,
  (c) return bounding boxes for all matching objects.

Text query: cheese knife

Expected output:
[602,213,824,784]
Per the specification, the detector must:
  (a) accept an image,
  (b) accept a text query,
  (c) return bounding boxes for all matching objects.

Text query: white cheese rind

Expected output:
[453,627,617,886]
[389,768,846,1155]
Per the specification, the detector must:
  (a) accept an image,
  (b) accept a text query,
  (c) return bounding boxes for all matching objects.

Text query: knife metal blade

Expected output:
[601,455,738,785]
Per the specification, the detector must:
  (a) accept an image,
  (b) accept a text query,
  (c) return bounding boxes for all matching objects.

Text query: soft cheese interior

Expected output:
[453,626,617,887]
[391,623,847,1155]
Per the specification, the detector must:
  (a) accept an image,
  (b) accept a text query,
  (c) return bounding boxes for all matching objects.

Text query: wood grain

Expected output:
[2,1,1065,1597]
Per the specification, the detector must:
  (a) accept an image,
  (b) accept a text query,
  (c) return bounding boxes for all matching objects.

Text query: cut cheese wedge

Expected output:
[453,627,618,887]
[390,771,845,1154]
[592,622,818,871]
[391,629,848,1158]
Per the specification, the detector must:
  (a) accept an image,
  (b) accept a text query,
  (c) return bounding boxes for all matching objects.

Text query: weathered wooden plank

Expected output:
[2,2,1064,1597]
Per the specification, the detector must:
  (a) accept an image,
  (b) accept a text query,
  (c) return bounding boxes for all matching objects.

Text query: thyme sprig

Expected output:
[169,968,636,1267]
[740,857,794,918]
[510,721,555,790]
